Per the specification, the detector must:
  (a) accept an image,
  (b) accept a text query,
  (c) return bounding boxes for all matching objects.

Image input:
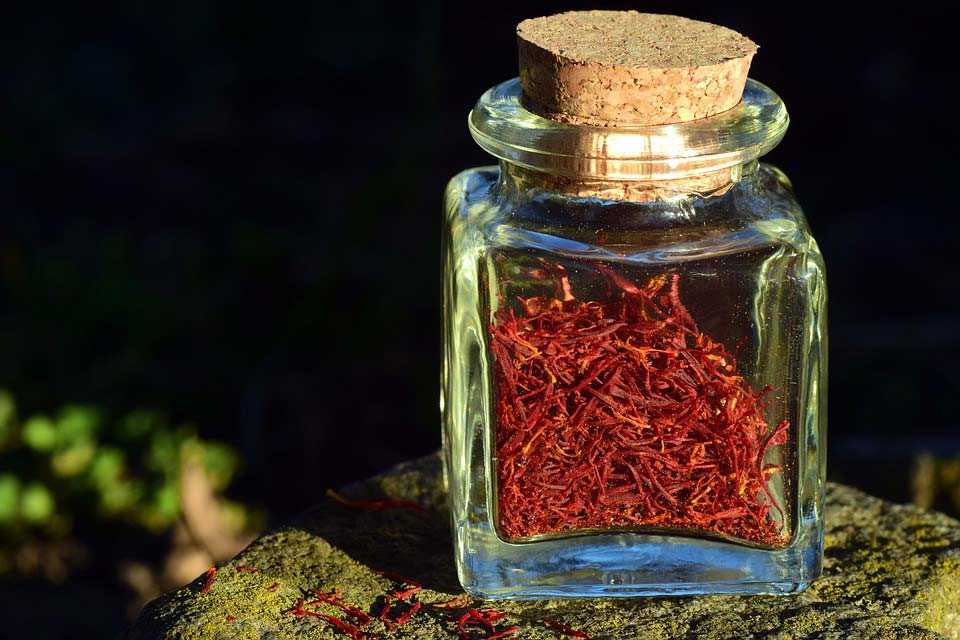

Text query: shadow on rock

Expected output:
[289,455,461,593]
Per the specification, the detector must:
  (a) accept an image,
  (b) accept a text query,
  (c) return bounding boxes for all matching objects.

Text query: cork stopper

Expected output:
[517,11,757,126]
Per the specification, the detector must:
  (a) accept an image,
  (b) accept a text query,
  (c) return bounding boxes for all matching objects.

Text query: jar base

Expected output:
[456,525,822,600]
[465,580,811,600]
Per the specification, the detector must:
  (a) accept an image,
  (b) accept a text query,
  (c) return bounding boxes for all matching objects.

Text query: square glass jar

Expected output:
[441,78,827,599]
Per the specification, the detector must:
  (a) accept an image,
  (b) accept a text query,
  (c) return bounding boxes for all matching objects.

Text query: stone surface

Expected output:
[127,453,960,640]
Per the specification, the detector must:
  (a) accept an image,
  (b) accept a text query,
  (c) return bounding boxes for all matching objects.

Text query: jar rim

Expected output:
[468,77,788,181]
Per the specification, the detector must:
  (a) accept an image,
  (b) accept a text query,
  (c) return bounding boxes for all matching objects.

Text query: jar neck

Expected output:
[497,160,759,204]
[471,79,787,200]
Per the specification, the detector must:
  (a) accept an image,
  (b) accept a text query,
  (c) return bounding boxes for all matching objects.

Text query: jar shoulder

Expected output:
[444,164,821,265]
[443,165,500,228]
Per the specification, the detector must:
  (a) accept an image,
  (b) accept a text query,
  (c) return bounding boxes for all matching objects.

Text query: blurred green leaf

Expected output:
[0,474,19,523]
[51,440,97,477]
[55,405,101,445]
[200,441,238,491]
[137,483,180,531]
[117,410,163,444]
[21,416,57,452]
[0,391,15,447]
[154,483,179,519]
[90,447,126,487]
[0,389,258,579]
[100,480,142,514]
[20,483,54,523]
[147,429,181,477]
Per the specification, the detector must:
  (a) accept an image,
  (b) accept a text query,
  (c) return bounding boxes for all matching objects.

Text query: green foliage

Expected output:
[21,416,57,452]
[0,389,250,552]
[0,475,19,523]
[20,483,54,523]
[0,391,15,447]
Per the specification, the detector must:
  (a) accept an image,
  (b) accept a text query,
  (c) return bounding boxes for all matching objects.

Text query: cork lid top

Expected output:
[518,11,758,126]
[517,11,756,68]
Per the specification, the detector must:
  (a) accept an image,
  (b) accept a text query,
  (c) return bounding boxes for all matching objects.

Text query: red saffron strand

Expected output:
[200,566,217,593]
[289,597,369,640]
[378,598,396,630]
[394,600,422,626]
[391,585,422,601]
[434,594,472,609]
[289,598,310,617]
[490,268,791,546]
[308,590,371,625]
[326,488,427,515]
[377,587,423,630]
[235,565,259,573]
[457,608,510,639]
[457,610,481,635]
[311,614,366,640]
[375,570,421,586]
[544,619,591,638]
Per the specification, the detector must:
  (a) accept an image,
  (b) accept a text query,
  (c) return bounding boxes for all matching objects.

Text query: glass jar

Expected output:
[441,76,827,598]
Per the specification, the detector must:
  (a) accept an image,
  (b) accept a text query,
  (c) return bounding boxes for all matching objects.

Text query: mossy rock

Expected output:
[127,453,960,639]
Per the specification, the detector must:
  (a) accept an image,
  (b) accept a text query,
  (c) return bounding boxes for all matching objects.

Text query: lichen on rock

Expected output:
[127,453,960,640]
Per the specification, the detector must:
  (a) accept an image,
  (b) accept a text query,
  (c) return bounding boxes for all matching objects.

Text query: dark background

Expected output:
[2,2,959,636]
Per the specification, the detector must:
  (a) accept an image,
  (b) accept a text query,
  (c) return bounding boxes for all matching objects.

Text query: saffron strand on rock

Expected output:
[307,590,371,625]
[308,613,366,640]
[378,598,395,630]
[378,587,423,629]
[456,608,513,639]
[289,596,370,640]
[200,566,217,593]
[325,488,427,514]
[391,584,422,601]
[434,594,472,608]
[543,619,591,638]
[394,600,422,626]
[375,569,421,586]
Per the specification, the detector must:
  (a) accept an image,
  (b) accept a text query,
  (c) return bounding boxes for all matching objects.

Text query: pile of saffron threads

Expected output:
[490,269,790,545]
